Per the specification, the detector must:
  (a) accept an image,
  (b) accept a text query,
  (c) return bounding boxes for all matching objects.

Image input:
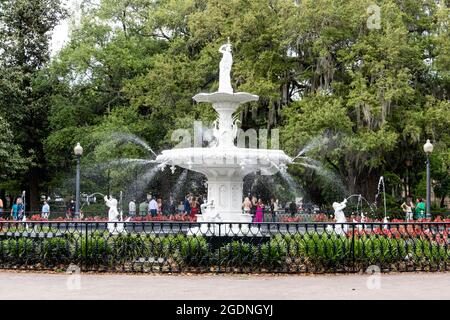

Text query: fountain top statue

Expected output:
[193,41,258,101]
[218,41,233,94]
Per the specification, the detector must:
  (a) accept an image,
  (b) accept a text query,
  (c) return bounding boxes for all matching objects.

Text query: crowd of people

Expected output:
[0,196,27,220]
[128,194,293,223]
[242,196,432,222]
[0,192,433,223]
[127,193,205,219]
[0,195,84,221]
[242,197,283,222]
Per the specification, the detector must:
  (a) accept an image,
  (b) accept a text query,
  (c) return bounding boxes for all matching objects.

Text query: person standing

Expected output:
[139,200,148,217]
[149,197,158,217]
[253,199,264,223]
[128,199,136,217]
[11,198,18,220]
[197,195,203,207]
[190,197,199,219]
[177,201,185,215]
[41,200,50,219]
[289,200,297,217]
[243,197,252,214]
[66,199,75,219]
[0,197,3,217]
[250,196,257,218]
[157,198,163,216]
[401,197,414,221]
[70,200,75,218]
[184,194,191,215]
[270,198,276,222]
[415,198,426,219]
[166,195,176,216]
[18,197,25,220]
[11,198,24,221]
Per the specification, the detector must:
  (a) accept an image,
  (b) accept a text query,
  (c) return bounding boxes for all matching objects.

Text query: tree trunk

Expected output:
[362,171,380,203]
[28,168,41,212]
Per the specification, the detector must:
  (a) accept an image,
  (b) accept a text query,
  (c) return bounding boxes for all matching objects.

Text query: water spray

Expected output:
[22,191,26,217]
[119,190,123,221]
[112,133,158,159]
[375,176,387,219]
[81,192,106,210]
[158,161,168,171]
[345,194,376,216]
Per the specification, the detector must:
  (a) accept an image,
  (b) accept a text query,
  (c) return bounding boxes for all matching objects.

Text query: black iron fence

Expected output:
[0,221,448,273]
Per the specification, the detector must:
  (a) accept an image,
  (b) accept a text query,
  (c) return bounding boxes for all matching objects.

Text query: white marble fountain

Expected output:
[156,41,292,235]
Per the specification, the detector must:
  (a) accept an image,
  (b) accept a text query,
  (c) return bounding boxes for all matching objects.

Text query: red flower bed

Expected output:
[29,214,47,221]
[279,216,302,222]
[313,213,333,222]
[346,223,448,244]
[83,216,108,221]
[129,214,196,222]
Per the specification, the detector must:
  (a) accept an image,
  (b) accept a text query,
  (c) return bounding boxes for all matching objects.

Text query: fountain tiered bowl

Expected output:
[155,44,292,235]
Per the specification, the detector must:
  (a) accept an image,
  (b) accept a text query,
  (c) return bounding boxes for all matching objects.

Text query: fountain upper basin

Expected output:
[156,146,292,177]
[193,92,259,105]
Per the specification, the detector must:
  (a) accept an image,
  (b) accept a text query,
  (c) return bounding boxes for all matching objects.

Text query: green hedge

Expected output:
[0,238,35,264]
[0,232,448,271]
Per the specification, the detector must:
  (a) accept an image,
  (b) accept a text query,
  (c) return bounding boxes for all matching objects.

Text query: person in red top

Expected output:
[190,196,199,219]
[157,198,163,216]
[253,199,264,223]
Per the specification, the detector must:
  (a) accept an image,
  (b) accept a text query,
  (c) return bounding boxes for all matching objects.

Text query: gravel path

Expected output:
[0,271,448,300]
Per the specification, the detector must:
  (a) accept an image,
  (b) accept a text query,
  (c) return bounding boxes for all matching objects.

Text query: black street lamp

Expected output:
[423,139,433,219]
[74,142,83,218]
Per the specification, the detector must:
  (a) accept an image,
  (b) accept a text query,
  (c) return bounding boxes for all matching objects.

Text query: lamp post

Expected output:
[74,142,83,218]
[423,139,433,219]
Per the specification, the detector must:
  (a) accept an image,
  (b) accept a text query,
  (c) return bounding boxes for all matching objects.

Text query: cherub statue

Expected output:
[332,198,348,235]
[200,199,214,214]
[104,195,119,221]
[104,195,125,234]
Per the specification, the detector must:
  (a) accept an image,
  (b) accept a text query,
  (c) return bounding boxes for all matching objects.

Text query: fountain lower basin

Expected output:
[156,146,291,226]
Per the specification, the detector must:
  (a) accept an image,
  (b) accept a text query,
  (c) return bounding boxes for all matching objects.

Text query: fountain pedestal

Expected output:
[203,175,246,222]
